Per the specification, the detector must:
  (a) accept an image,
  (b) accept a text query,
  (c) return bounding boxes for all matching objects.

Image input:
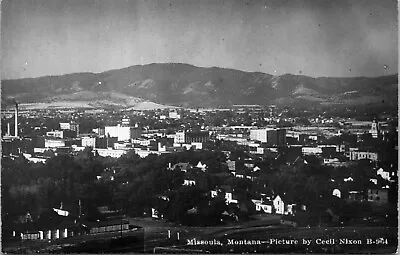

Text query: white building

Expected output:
[174,131,185,144]
[95,148,127,158]
[225,192,238,204]
[250,128,271,143]
[255,203,273,214]
[45,139,65,148]
[158,143,166,152]
[114,142,132,150]
[191,142,203,150]
[46,130,64,139]
[105,125,141,141]
[34,148,48,153]
[23,153,47,163]
[370,178,378,185]
[196,161,207,171]
[273,195,285,215]
[81,136,96,148]
[132,138,152,146]
[376,168,391,181]
[169,111,181,119]
[183,179,196,186]
[249,128,286,145]
[210,190,219,198]
[133,148,165,158]
[349,150,378,162]
[302,147,323,155]
[369,120,379,138]
[323,158,340,165]
[53,208,69,217]
[60,122,79,134]
[332,189,341,198]
[344,177,354,182]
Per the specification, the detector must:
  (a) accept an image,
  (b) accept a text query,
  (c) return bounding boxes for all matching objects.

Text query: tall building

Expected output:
[60,122,80,135]
[250,128,286,146]
[250,128,270,143]
[105,125,142,141]
[276,129,286,146]
[174,131,185,144]
[369,119,379,138]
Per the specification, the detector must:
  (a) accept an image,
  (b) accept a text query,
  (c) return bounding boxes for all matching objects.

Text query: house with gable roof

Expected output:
[196,161,207,171]
[211,185,238,204]
[250,192,298,215]
[376,168,391,181]
[273,195,285,215]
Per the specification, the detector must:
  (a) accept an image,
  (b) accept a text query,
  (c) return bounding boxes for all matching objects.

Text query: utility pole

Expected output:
[78,199,81,218]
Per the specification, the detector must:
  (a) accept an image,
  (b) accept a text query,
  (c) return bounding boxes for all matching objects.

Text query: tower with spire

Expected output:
[369,119,379,139]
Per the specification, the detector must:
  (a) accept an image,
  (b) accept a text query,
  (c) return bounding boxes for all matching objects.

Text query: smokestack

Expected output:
[14,102,18,137]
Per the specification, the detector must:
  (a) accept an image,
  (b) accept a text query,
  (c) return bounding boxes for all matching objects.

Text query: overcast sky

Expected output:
[1,0,398,79]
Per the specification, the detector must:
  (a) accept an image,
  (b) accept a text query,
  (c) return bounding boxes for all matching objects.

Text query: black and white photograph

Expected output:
[1,0,398,253]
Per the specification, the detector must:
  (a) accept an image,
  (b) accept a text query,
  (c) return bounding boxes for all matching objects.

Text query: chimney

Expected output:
[14,102,18,137]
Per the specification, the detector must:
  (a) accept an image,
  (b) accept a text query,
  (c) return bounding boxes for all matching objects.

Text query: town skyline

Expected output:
[2,104,398,253]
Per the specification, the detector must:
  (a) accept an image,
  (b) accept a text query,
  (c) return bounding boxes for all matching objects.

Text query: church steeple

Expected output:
[369,119,379,138]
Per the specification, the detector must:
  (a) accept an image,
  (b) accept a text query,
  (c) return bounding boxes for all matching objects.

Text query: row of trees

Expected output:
[2,148,231,225]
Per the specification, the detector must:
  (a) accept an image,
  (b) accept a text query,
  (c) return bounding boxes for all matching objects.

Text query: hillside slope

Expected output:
[2,63,398,108]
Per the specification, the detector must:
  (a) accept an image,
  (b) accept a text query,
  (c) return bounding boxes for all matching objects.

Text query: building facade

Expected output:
[45,139,66,148]
[94,148,127,158]
[174,131,185,144]
[349,150,379,162]
[250,128,286,146]
[185,131,209,143]
[369,120,379,139]
[60,122,80,135]
[105,125,142,141]
[81,136,96,148]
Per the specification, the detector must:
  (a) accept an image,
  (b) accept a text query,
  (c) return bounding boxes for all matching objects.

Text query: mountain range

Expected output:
[1,63,398,109]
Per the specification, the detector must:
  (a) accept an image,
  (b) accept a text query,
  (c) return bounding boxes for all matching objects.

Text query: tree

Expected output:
[166,186,205,224]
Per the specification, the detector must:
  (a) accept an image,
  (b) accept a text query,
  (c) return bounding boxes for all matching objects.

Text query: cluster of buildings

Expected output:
[1,109,390,172]
[151,158,303,220]
[13,115,212,161]
[1,103,397,249]
[148,148,395,225]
